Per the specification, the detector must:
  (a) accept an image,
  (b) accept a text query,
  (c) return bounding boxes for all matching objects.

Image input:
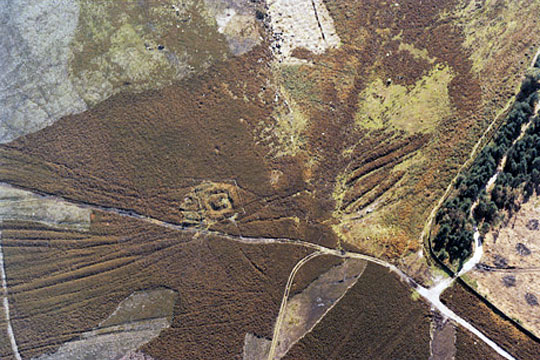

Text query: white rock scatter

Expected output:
[0,0,86,143]
[266,0,340,62]
[204,0,262,56]
[119,351,156,360]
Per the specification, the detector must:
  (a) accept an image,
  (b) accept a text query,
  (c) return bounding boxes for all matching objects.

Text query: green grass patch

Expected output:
[355,65,453,134]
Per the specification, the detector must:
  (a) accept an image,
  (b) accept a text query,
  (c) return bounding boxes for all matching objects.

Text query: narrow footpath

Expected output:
[0,182,517,360]
[0,230,22,360]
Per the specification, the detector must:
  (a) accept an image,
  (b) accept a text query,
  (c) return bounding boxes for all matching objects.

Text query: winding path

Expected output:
[0,230,21,360]
[1,42,538,360]
[267,251,323,360]
[0,182,518,360]
[419,46,540,252]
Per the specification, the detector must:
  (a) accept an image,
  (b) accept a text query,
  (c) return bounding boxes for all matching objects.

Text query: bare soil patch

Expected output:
[470,194,540,335]
[282,263,431,359]
[1,212,329,359]
[430,311,456,360]
[1,1,539,266]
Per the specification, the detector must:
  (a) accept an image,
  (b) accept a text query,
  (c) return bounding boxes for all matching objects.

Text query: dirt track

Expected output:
[0,182,518,360]
[267,251,323,360]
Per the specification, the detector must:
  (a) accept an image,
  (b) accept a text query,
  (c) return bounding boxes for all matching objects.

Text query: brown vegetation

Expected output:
[441,283,540,360]
[0,44,338,249]
[1,1,539,358]
[1,1,539,262]
[0,316,15,360]
[455,327,505,360]
[323,0,539,257]
[0,212,332,359]
[282,263,431,359]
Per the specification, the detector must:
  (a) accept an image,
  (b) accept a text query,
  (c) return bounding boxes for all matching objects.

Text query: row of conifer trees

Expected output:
[433,61,540,265]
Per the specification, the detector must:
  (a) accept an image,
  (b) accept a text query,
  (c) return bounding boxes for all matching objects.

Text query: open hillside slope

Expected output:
[1,0,540,359]
[2,0,540,262]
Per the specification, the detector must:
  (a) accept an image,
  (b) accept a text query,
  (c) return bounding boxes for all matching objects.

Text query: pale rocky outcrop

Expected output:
[0,0,86,143]
[204,0,262,56]
[266,0,340,62]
